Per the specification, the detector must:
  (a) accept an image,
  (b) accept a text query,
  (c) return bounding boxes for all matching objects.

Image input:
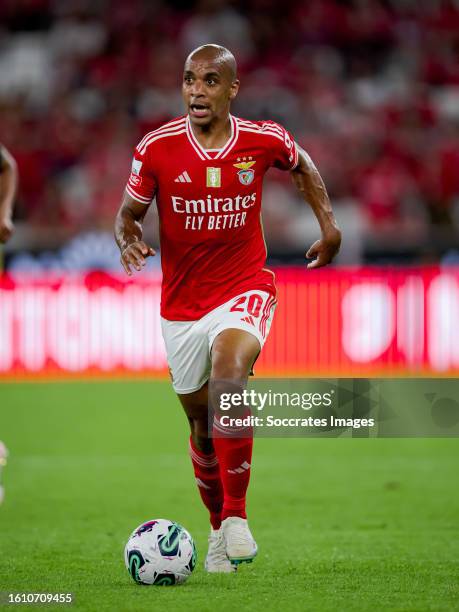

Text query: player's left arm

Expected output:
[290,144,341,268]
[0,144,18,244]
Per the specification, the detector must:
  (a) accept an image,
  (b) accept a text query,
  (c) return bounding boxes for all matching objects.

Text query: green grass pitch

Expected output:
[0,380,458,611]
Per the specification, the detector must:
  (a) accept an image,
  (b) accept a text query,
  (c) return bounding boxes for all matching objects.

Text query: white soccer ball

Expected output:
[124,519,196,586]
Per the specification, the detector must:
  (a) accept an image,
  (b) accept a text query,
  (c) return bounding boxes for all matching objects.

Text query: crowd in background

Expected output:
[1,0,459,267]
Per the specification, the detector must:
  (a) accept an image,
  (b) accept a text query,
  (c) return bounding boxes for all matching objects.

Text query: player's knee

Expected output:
[211,330,259,381]
[208,377,246,419]
[210,352,249,381]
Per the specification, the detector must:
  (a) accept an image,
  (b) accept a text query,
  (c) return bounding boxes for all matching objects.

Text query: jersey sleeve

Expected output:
[125,142,157,205]
[263,121,299,171]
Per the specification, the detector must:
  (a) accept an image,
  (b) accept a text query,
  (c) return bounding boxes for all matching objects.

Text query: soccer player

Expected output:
[0,143,18,245]
[0,144,16,499]
[115,44,341,572]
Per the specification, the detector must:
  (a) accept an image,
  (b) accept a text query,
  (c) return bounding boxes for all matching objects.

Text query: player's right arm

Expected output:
[115,140,158,275]
[0,144,18,244]
[114,193,155,276]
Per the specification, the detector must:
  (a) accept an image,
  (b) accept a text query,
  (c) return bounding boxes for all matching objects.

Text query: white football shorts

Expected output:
[161,290,277,394]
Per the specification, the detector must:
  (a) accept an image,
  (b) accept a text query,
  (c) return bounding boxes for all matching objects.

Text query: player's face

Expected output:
[182,59,239,126]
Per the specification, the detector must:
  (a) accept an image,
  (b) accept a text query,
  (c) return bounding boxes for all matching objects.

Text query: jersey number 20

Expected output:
[230,294,263,318]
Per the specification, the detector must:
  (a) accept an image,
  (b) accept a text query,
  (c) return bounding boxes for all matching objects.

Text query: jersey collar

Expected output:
[186,114,239,161]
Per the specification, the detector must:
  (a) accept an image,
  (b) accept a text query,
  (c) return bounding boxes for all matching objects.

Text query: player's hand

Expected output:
[306,228,341,269]
[120,241,156,275]
[0,216,14,243]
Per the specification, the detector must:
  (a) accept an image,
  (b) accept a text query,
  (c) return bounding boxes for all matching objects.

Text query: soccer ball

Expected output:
[124,519,196,586]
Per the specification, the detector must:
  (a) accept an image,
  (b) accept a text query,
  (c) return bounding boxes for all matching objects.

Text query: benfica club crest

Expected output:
[234,158,256,185]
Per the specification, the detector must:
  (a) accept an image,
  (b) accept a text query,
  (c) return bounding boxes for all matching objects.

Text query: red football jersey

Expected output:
[125,115,299,320]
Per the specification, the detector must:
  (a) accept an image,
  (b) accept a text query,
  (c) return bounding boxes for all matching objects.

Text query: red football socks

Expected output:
[188,436,223,530]
[212,415,253,521]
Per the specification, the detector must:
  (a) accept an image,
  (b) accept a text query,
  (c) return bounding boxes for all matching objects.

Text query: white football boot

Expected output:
[221,517,258,565]
[0,441,8,505]
[204,528,236,573]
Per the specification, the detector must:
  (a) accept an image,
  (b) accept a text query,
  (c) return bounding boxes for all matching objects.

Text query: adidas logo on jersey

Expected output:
[174,171,192,183]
